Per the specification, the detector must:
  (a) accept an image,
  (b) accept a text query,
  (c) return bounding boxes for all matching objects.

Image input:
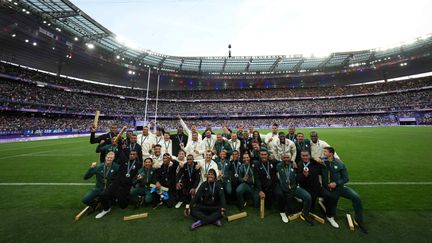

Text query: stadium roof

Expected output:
[5,0,432,75]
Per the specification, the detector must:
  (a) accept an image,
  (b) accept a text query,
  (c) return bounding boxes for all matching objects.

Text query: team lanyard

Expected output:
[284,163,292,189]
[304,161,311,170]
[163,164,170,182]
[140,135,148,145]
[326,160,333,191]
[103,164,111,188]
[187,164,193,182]
[233,160,240,177]
[208,182,216,200]
[145,168,151,184]
[164,140,171,151]
[177,135,184,144]
[244,164,254,183]
[206,138,213,149]
[126,159,137,178]
[129,143,136,151]
[156,136,162,144]
[261,162,271,179]
[232,141,238,151]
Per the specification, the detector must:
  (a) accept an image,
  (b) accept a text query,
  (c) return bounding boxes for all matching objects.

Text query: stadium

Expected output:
[0,0,431,242]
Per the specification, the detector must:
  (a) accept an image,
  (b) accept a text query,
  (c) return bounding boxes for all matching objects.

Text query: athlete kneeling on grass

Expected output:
[81,152,119,214]
[185,169,226,230]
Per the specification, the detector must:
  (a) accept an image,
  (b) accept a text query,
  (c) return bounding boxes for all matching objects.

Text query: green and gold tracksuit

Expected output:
[82,162,119,206]
[321,157,364,222]
[236,163,260,208]
[214,141,233,158]
[276,161,311,215]
[222,133,232,140]
[96,143,120,163]
[129,167,156,205]
[216,158,232,195]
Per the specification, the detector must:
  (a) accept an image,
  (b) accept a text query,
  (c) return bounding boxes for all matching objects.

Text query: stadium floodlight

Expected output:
[32,42,37,46]
[86,43,95,49]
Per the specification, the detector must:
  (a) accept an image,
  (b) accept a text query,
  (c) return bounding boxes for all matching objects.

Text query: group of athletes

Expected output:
[81,116,367,233]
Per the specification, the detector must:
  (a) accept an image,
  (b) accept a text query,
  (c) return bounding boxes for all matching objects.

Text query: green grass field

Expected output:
[1,126,432,243]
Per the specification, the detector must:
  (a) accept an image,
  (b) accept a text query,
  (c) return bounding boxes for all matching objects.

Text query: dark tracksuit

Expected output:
[236,130,244,140]
[287,134,297,143]
[294,139,312,162]
[126,142,143,163]
[276,161,312,215]
[190,180,226,225]
[82,162,119,207]
[230,140,246,158]
[228,159,242,196]
[130,167,156,205]
[321,158,364,222]
[236,163,260,208]
[216,158,232,195]
[90,131,117,163]
[249,148,260,162]
[296,159,334,214]
[99,148,142,210]
[170,133,188,157]
[254,159,283,210]
[176,162,200,204]
[154,160,179,208]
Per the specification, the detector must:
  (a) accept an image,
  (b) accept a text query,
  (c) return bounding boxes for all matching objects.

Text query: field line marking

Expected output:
[0,140,84,152]
[0,150,54,160]
[0,182,431,186]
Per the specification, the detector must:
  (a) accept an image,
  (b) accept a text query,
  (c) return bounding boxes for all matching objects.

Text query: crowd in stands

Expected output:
[1,62,432,100]
[1,62,431,135]
[0,115,130,133]
[1,78,431,116]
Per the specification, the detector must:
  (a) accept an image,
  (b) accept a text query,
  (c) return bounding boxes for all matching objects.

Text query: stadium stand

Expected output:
[1,63,431,136]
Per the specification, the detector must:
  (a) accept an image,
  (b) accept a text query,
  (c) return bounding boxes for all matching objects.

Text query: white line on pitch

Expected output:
[0,140,84,152]
[0,182,431,186]
[0,150,54,160]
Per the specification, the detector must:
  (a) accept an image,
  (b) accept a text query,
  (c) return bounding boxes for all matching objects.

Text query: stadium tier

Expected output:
[1,62,432,136]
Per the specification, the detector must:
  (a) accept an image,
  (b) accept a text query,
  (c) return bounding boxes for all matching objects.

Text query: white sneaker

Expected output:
[95,208,111,219]
[327,217,339,228]
[280,212,289,223]
[318,198,327,213]
[175,201,183,209]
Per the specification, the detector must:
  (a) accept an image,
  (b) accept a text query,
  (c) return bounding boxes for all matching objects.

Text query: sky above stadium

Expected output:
[71,0,432,57]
